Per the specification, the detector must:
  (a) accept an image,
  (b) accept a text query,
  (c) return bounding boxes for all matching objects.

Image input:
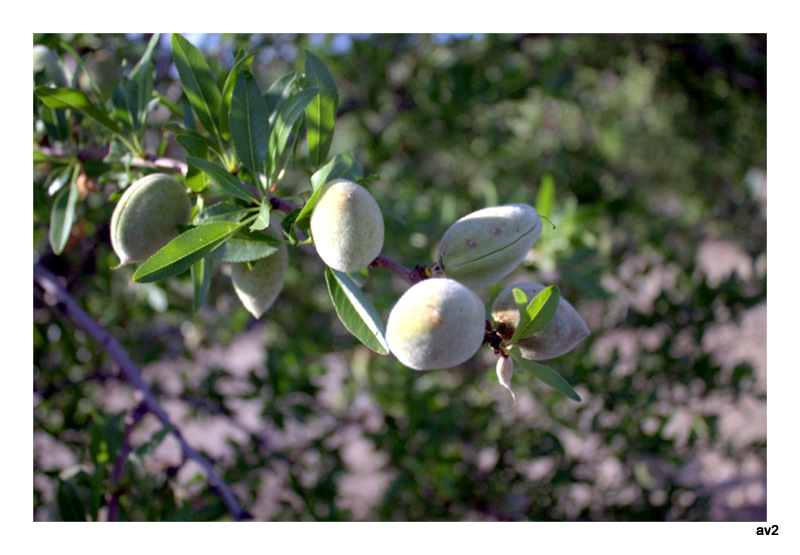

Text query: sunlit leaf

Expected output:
[229,72,269,182]
[49,167,79,255]
[35,86,120,134]
[133,222,245,283]
[325,268,390,355]
[304,50,339,168]
[171,34,223,139]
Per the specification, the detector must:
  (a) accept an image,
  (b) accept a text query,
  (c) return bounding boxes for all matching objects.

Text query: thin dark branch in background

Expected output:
[107,401,147,521]
[33,263,250,521]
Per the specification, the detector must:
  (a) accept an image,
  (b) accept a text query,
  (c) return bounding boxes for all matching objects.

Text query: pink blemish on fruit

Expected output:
[466,239,478,248]
[491,227,502,235]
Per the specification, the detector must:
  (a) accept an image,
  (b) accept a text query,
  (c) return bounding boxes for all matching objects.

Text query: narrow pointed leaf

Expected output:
[171,34,223,138]
[536,173,555,218]
[222,51,258,127]
[325,268,390,355]
[47,164,74,196]
[194,201,251,224]
[49,169,79,254]
[229,72,269,180]
[176,135,210,192]
[209,228,279,263]
[268,86,319,179]
[187,156,257,202]
[129,33,160,82]
[250,198,271,231]
[191,256,213,312]
[164,124,222,154]
[516,286,560,340]
[111,78,137,130]
[264,71,297,120]
[133,222,245,283]
[304,50,339,168]
[35,86,120,134]
[510,288,530,343]
[510,348,581,402]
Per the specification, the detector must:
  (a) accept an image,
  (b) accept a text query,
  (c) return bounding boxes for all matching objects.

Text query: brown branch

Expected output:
[36,145,429,285]
[107,401,148,521]
[38,145,189,174]
[33,263,250,521]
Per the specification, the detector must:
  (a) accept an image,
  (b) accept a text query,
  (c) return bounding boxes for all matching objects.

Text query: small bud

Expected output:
[496,356,516,407]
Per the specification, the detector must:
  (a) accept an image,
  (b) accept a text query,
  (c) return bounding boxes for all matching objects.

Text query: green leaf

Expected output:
[171,34,223,139]
[194,201,251,224]
[191,256,213,312]
[187,157,257,203]
[280,207,303,246]
[176,135,210,192]
[34,148,62,165]
[164,123,222,155]
[129,33,160,82]
[34,86,120,134]
[46,163,74,196]
[229,72,269,182]
[510,288,531,343]
[111,78,137,130]
[209,228,279,263]
[304,50,339,168]
[325,268,390,355]
[250,198,271,231]
[39,102,70,141]
[49,168,79,255]
[181,94,197,131]
[57,479,87,522]
[268,86,319,179]
[264,71,297,119]
[133,222,245,283]
[221,51,258,131]
[536,173,555,218]
[59,42,100,97]
[509,348,581,402]
[514,286,560,341]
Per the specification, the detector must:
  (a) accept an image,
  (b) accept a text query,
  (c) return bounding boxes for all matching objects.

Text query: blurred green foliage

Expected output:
[34,33,766,521]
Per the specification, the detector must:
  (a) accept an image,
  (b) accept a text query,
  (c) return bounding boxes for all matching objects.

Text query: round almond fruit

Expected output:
[110,173,191,266]
[231,243,288,319]
[309,179,384,272]
[386,278,486,371]
[491,282,590,360]
[437,204,542,288]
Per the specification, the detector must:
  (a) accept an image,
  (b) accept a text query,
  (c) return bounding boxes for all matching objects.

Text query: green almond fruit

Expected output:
[110,173,192,266]
[386,278,486,371]
[437,204,542,288]
[309,179,384,272]
[231,241,288,319]
[491,282,590,360]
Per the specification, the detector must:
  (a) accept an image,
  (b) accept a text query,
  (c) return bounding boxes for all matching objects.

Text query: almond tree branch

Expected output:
[35,145,428,285]
[33,263,250,521]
